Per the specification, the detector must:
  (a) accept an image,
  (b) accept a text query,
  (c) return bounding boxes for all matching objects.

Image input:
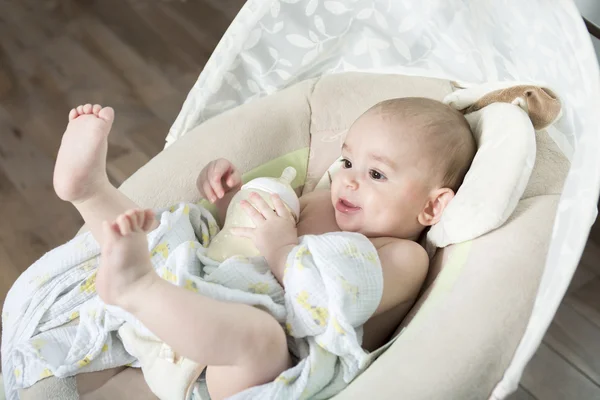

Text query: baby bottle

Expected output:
[206,167,300,262]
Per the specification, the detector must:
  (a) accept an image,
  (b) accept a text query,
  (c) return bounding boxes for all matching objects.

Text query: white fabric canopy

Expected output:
[167,1,600,397]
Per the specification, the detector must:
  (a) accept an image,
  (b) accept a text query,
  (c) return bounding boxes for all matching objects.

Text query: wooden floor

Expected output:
[0,1,599,399]
[0,0,244,305]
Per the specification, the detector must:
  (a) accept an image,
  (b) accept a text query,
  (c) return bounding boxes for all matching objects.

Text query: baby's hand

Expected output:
[197,158,242,203]
[231,192,298,266]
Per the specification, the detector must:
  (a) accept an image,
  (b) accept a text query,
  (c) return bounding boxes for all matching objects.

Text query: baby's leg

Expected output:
[98,209,291,400]
[53,104,157,245]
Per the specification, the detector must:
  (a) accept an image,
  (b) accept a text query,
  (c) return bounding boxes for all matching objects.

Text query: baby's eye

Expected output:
[369,170,386,181]
[341,158,352,169]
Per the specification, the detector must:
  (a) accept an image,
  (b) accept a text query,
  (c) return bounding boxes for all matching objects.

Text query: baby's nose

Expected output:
[345,175,359,190]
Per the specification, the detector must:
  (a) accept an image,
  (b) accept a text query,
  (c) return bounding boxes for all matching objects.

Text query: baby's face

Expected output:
[331,111,436,239]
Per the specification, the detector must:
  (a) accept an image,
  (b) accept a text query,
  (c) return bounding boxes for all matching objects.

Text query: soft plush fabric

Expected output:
[426,102,537,251]
[18,320,90,400]
[80,368,155,400]
[18,374,78,400]
[444,83,562,131]
[19,72,569,400]
[521,129,571,199]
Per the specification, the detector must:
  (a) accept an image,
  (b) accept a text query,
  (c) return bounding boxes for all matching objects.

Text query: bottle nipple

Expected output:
[280,167,297,185]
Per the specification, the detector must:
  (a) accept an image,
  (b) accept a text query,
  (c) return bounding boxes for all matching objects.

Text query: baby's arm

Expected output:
[371,238,429,316]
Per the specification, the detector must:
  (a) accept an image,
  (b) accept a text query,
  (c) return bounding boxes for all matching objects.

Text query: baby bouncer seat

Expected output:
[7,1,600,399]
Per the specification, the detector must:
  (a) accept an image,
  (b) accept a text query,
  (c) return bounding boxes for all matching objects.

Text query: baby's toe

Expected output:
[92,104,102,115]
[134,209,147,229]
[97,107,115,123]
[116,214,132,235]
[125,209,142,231]
[68,108,78,121]
[83,104,93,114]
[76,105,85,114]
[142,209,156,232]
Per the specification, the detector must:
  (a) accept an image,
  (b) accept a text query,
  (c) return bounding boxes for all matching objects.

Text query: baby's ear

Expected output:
[418,188,455,227]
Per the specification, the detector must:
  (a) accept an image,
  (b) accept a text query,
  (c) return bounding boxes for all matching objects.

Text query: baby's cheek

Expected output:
[403,192,423,211]
[381,192,419,223]
[402,180,430,205]
[330,177,341,193]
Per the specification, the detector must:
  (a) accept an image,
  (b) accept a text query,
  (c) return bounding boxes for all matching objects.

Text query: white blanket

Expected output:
[1,203,383,400]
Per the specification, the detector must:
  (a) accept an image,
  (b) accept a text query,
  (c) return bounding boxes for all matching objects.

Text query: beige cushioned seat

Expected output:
[20,72,569,400]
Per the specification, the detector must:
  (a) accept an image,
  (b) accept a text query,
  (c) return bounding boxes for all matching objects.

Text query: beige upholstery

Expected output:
[118,78,314,209]
[20,72,569,399]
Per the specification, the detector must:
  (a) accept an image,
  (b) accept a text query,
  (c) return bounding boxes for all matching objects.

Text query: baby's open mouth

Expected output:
[336,198,361,214]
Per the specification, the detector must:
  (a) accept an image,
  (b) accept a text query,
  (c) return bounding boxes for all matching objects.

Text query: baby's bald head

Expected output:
[366,97,475,192]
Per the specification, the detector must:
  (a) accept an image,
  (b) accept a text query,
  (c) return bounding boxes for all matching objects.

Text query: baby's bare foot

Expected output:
[53,104,114,203]
[97,208,157,309]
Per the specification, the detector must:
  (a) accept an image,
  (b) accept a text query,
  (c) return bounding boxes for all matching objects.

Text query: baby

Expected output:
[52,98,475,399]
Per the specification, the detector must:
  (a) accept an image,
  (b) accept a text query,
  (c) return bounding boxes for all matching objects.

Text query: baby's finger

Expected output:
[230,227,254,238]
[248,193,275,219]
[271,194,292,219]
[209,180,225,199]
[225,168,241,189]
[210,160,231,198]
[202,181,217,203]
[241,200,265,225]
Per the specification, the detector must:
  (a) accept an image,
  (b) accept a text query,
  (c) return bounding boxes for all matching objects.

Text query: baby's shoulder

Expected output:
[370,237,429,276]
[366,237,428,318]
